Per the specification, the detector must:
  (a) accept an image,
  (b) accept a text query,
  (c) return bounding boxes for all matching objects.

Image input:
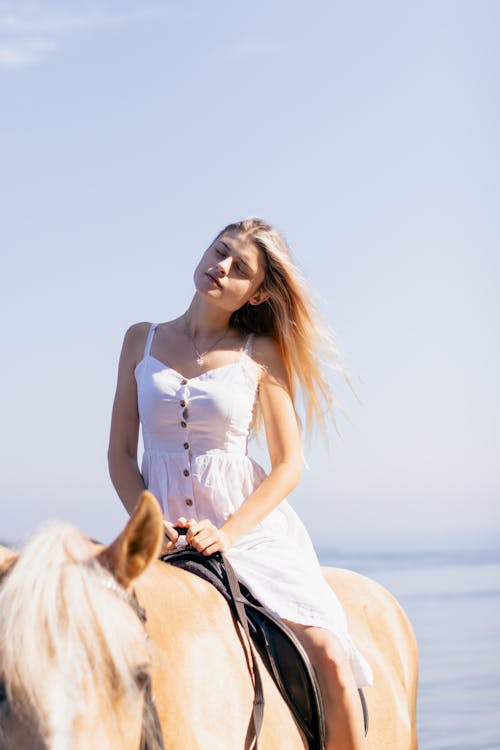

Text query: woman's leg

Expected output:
[281,619,368,750]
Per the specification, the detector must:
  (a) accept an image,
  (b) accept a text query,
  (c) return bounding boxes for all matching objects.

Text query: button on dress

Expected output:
[135,323,373,687]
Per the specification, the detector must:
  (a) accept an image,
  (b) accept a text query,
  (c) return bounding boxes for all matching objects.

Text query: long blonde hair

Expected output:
[213,217,355,437]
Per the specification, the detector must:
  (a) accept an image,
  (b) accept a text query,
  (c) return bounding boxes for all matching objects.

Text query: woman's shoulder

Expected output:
[123,321,153,346]
[250,334,280,362]
[120,322,154,366]
[125,321,153,337]
[249,335,288,383]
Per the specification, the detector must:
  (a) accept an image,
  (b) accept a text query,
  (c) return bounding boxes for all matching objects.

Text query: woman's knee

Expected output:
[283,622,353,688]
[314,633,352,685]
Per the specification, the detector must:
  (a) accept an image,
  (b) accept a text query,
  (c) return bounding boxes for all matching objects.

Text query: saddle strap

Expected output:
[140,673,165,750]
[221,552,265,750]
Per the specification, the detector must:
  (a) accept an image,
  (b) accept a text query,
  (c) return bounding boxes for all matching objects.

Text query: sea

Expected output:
[317,535,500,750]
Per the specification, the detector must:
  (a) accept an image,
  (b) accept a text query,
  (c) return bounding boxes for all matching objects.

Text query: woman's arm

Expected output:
[222,336,302,542]
[107,323,150,515]
[185,336,302,553]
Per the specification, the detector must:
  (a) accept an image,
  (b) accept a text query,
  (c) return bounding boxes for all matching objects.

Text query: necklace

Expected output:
[183,314,230,366]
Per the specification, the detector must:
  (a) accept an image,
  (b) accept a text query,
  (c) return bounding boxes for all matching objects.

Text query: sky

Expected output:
[1,0,498,549]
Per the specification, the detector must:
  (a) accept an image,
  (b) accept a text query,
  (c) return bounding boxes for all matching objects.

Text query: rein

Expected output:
[100,533,264,750]
[167,529,265,750]
[100,576,165,750]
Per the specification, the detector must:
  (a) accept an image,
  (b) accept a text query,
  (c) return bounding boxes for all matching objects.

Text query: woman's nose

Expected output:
[215,256,232,275]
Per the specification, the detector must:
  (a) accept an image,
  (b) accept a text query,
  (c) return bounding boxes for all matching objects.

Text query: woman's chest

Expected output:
[136,360,258,434]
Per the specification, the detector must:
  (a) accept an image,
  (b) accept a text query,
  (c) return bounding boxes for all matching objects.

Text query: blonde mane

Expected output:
[0,522,158,748]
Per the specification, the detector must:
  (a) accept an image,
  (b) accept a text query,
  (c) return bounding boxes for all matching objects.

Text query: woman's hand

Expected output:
[180,517,232,556]
[159,520,180,556]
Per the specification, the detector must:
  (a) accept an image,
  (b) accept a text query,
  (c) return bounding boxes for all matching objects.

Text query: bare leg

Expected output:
[282,619,368,750]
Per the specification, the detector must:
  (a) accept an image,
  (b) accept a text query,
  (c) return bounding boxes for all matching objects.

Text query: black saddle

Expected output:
[162,543,368,749]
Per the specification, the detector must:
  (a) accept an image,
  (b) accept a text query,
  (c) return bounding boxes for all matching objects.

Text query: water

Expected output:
[317,541,500,750]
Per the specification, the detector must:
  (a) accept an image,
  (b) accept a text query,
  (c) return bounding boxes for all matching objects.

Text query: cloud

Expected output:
[0,1,168,69]
[0,36,57,68]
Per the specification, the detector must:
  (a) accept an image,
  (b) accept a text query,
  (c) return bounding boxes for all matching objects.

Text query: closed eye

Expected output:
[0,679,8,712]
[134,667,151,692]
[215,246,249,276]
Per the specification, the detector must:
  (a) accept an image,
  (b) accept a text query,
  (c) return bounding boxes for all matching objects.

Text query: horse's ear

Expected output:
[97,491,164,588]
[0,547,18,580]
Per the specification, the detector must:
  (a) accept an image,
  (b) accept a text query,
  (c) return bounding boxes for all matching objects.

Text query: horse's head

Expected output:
[0,491,164,750]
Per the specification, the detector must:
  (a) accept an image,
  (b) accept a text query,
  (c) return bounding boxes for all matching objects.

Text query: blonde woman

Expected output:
[108,218,373,749]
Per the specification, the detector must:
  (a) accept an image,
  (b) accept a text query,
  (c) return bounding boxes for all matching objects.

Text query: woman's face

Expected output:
[193,230,267,312]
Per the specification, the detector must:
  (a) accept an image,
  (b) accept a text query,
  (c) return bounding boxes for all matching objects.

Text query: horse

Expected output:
[0,491,418,749]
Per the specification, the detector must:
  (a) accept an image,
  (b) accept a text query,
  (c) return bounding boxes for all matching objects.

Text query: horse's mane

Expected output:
[0,522,157,746]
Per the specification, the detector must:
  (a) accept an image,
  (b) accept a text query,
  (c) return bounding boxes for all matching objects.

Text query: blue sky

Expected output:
[1,0,498,548]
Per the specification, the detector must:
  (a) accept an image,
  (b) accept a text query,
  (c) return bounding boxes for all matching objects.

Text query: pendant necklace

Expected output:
[183,314,230,366]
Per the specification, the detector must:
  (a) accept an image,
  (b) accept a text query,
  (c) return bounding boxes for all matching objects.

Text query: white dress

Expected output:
[135,323,373,687]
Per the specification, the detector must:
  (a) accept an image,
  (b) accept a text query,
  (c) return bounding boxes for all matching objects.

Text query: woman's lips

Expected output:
[206,272,222,288]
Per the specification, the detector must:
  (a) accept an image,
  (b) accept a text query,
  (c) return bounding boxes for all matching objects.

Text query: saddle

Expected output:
[162,543,369,749]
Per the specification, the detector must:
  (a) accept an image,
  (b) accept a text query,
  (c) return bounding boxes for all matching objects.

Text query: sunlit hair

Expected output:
[213,217,355,437]
[0,524,162,749]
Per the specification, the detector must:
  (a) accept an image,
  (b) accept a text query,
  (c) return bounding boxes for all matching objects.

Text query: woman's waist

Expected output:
[142,446,250,459]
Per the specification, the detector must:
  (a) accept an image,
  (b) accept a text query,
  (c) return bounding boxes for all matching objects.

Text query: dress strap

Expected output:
[242,333,254,357]
[143,323,157,358]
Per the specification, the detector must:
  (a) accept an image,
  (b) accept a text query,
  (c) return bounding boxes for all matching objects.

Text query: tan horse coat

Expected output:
[127,494,419,749]
[0,493,418,749]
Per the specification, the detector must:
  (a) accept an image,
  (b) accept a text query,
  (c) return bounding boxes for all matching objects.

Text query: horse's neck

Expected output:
[136,559,218,610]
[134,559,233,654]
[133,560,265,746]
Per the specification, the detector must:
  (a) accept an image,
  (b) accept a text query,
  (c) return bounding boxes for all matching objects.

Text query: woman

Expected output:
[108,217,373,750]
